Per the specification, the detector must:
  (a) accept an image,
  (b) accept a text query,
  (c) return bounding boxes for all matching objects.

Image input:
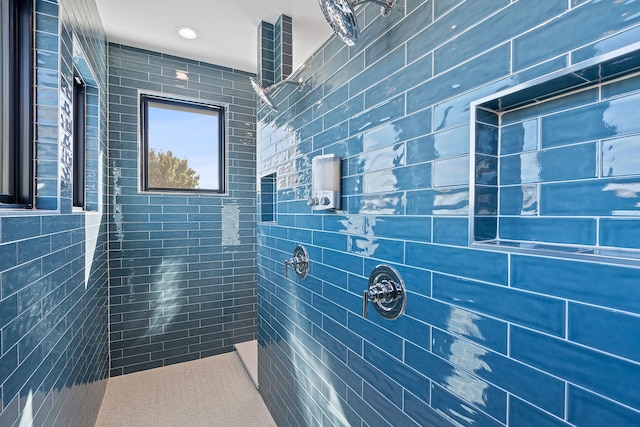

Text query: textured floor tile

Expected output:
[95,352,276,427]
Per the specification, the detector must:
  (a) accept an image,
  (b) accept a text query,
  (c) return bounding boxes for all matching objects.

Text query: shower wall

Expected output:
[107,44,258,376]
[0,0,110,425]
[256,1,640,426]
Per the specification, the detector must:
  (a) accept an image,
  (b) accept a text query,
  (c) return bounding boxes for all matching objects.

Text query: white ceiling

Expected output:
[95,0,334,74]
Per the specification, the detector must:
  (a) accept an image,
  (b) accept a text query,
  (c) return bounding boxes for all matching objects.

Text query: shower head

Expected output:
[250,77,277,111]
[318,0,359,46]
[318,0,397,46]
[250,77,306,112]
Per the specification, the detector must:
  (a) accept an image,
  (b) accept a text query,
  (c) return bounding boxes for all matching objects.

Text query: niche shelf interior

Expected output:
[470,43,640,263]
[260,173,277,223]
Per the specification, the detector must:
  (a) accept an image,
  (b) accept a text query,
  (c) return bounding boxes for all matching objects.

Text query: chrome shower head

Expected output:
[250,77,277,111]
[250,77,306,112]
[319,0,359,46]
[318,0,397,46]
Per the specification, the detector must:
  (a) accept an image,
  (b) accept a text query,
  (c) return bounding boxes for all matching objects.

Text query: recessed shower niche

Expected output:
[260,172,277,222]
[470,43,640,262]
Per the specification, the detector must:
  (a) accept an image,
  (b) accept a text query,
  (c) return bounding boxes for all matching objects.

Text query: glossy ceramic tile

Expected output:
[405,342,507,423]
[513,0,640,70]
[407,0,509,64]
[541,94,640,148]
[403,390,458,427]
[574,24,640,65]
[511,326,640,410]
[602,135,640,177]
[511,254,640,313]
[1,216,41,243]
[383,110,433,148]
[322,49,363,95]
[501,88,599,126]
[475,186,498,215]
[260,174,276,222]
[508,396,571,427]
[433,78,512,130]
[359,142,405,176]
[314,122,349,150]
[365,53,432,109]
[323,316,363,354]
[406,290,507,353]
[345,388,394,427]
[602,71,640,100]
[515,55,569,85]
[568,385,640,427]
[406,243,508,285]
[540,177,640,216]
[349,95,405,136]
[348,313,403,359]
[433,0,460,19]
[498,217,596,245]
[476,123,498,155]
[500,119,538,155]
[350,191,406,215]
[348,351,403,408]
[405,187,468,216]
[255,1,640,426]
[433,156,469,187]
[569,303,640,361]
[407,125,469,164]
[350,46,405,97]
[365,215,431,242]
[432,217,468,246]
[475,154,497,185]
[407,44,511,114]
[434,0,565,74]
[433,274,565,336]
[361,382,421,426]
[599,218,640,249]
[431,329,565,416]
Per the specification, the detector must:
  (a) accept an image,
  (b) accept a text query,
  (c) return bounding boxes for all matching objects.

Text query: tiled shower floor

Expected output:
[94,352,276,427]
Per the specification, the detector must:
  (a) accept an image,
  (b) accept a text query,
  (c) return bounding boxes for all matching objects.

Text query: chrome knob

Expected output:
[284,245,309,279]
[363,265,406,320]
[307,197,319,206]
[320,197,331,206]
[368,280,401,303]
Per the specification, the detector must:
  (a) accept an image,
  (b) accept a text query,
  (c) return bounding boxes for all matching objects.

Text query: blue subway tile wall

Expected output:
[256,1,640,426]
[274,15,293,83]
[107,43,257,376]
[0,0,110,426]
[258,21,275,88]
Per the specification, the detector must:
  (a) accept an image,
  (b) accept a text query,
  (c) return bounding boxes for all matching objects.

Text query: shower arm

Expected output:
[350,0,395,13]
[263,77,305,95]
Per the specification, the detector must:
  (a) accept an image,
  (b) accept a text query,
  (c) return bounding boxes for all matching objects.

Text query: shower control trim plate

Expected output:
[284,245,309,280]
[363,264,406,320]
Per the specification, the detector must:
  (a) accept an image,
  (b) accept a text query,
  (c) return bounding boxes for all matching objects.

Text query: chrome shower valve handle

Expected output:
[283,255,305,276]
[283,245,309,279]
[362,265,406,320]
[367,279,403,304]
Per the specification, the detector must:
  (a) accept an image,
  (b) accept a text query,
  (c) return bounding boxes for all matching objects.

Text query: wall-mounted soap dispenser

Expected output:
[308,153,341,210]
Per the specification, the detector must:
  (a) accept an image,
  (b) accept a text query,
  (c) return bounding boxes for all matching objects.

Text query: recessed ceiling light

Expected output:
[177,26,198,40]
